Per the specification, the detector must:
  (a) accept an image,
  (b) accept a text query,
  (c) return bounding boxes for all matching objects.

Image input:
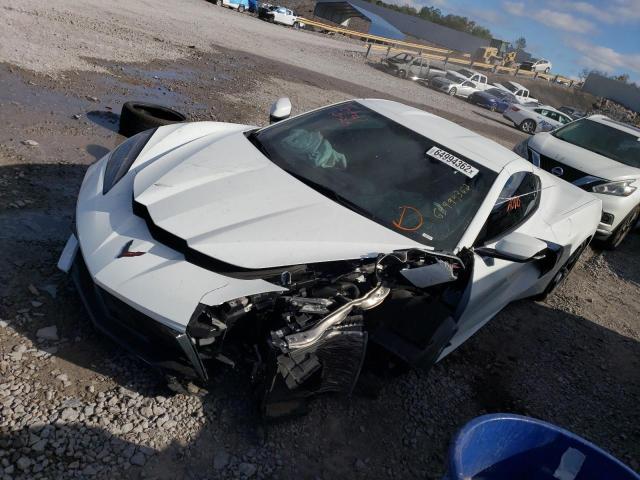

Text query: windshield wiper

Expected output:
[283,169,374,220]
[247,130,271,159]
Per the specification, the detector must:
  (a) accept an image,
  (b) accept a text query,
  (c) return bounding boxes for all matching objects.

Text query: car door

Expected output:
[273,7,287,23]
[440,170,546,357]
[284,9,294,25]
[459,81,477,97]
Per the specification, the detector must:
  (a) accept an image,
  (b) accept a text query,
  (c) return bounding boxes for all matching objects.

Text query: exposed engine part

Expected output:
[185,248,470,418]
[275,284,389,352]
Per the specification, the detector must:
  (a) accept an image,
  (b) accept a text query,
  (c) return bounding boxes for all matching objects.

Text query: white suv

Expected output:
[514,115,640,248]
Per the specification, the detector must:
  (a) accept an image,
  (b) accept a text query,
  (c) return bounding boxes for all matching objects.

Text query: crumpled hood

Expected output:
[133,129,421,269]
[530,132,640,180]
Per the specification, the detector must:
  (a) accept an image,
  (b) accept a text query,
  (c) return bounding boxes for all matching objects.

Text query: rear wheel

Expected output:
[602,205,640,250]
[520,119,536,133]
[238,5,245,12]
[449,87,457,96]
[490,104,497,112]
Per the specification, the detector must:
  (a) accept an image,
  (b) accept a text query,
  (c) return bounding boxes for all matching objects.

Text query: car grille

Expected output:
[528,149,592,188]
[71,252,202,378]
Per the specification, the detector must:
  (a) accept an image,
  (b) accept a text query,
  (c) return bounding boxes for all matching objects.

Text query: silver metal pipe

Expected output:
[284,284,390,351]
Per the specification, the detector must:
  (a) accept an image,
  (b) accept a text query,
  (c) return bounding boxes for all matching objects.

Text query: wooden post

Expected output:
[514,66,520,77]
[386,45,391,58]
[443,54,449,70]
[365,43,372,59]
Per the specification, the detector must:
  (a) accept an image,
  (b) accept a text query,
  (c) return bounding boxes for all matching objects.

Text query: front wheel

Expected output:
[238,5,245,12]
[520,119,536,133]
[449,87,457,96]
[293,21,300,29]
[602,205,640,250]
[544,67,550,74]
[490,105,497,112]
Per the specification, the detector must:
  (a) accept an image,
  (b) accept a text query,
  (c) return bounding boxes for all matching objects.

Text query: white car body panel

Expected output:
[526,118,640,236]
[65,99,601,371]
[503,105,571,133]
[456,68,490,91]
[431,72,479,98]
[494,82,538,105]
[268,8,303,26]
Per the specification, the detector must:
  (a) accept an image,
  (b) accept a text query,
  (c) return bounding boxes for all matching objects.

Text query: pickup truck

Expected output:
[493,81,539,105]
[380,53,446,83]
[454,68,491,91]
[262,5,305,28]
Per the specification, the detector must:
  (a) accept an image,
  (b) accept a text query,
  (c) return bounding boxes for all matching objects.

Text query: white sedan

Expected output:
[430,71,479,98]
[504,104,572,134]
[58,99,600,417]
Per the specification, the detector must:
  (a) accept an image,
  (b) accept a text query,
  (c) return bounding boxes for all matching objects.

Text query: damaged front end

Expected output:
[185,248,473,418]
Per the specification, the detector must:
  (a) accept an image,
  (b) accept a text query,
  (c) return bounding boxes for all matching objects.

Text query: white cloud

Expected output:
[569,39,640,80]
[556,0,640,24]
[503,1,525,15]
[531,9,596,33]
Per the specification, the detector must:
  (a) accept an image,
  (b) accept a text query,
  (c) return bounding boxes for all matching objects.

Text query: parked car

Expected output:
[430,71,479,98]
[520,59,552,73]
[493,81,538,105]
[220,0,251,12]
[504,104,572,133]
[263,6,304,27]
[467,88,518,113]
[514,115,640,248]
[380,53,430,82]
[454,68,491,91]
[258,3,277,18]
[58,98,600,417]
[558,106,587,120]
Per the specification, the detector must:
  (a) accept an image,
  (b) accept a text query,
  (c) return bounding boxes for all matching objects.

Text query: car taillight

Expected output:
[511,106,520,111]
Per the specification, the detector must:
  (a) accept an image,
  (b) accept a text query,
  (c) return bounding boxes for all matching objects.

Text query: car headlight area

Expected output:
[103,128,156,194]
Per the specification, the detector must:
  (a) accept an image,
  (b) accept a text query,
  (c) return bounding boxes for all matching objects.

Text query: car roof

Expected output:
[588,115,640,137]
[508,81,526,90]
[357,99,525,173]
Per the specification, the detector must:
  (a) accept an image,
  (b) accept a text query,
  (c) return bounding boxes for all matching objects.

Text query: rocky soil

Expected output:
[0,2,639,479]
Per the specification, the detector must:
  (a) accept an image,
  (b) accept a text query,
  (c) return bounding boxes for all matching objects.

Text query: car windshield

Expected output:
[458,69,474,78]
[488,88,514,100]
[249,102,497,251]
[552,119,640,168]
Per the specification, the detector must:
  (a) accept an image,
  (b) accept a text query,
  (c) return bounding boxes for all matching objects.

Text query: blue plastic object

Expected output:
[444,414,640,480]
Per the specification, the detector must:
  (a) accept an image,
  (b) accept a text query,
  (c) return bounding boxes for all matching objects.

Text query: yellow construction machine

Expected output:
[472,47,518,67]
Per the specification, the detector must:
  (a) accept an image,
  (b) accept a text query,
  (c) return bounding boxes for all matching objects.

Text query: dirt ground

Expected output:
[0,2,639,479]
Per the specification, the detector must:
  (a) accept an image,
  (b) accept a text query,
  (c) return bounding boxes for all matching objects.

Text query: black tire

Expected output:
[449,87,457,96]
[544,67,550,74]
[538,239,589,300]
[520,119,536,134]
[238,5,244,12]
[293,21,300,29]
[490,105,497,112]
[601,205,640,250]
[119,102,186,137]
[397,69,407,79]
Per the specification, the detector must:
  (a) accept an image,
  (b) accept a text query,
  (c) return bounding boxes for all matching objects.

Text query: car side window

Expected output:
[471,75,479,82]
[480,75,487,83]
[475,172,541,245]
[463,81,475,87]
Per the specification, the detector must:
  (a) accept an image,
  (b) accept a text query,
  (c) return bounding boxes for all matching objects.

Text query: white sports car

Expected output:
[504,104,572,134]
[58,99,601,417]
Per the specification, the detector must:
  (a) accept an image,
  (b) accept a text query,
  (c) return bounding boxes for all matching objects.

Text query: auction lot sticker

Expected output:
[426,146,478,178]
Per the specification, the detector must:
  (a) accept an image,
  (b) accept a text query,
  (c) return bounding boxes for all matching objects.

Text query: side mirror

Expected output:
[269,97,292,123]
[476,232,547,262]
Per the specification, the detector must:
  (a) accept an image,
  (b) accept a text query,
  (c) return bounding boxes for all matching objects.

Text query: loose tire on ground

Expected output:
[119,102,186,137]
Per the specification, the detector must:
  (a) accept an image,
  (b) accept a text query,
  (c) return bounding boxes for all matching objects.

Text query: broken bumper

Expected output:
[68,241,208,381]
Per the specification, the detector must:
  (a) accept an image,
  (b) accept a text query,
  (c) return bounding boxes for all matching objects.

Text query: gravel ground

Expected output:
[0,2,639,479]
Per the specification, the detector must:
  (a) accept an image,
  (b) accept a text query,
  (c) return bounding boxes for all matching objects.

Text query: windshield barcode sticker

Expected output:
[426,147,478,178]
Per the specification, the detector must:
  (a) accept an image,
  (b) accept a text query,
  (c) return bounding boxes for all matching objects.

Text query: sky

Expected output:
[385,0,640,82]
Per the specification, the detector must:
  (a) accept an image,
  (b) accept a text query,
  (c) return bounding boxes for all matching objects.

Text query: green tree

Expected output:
[514,36,527,51]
